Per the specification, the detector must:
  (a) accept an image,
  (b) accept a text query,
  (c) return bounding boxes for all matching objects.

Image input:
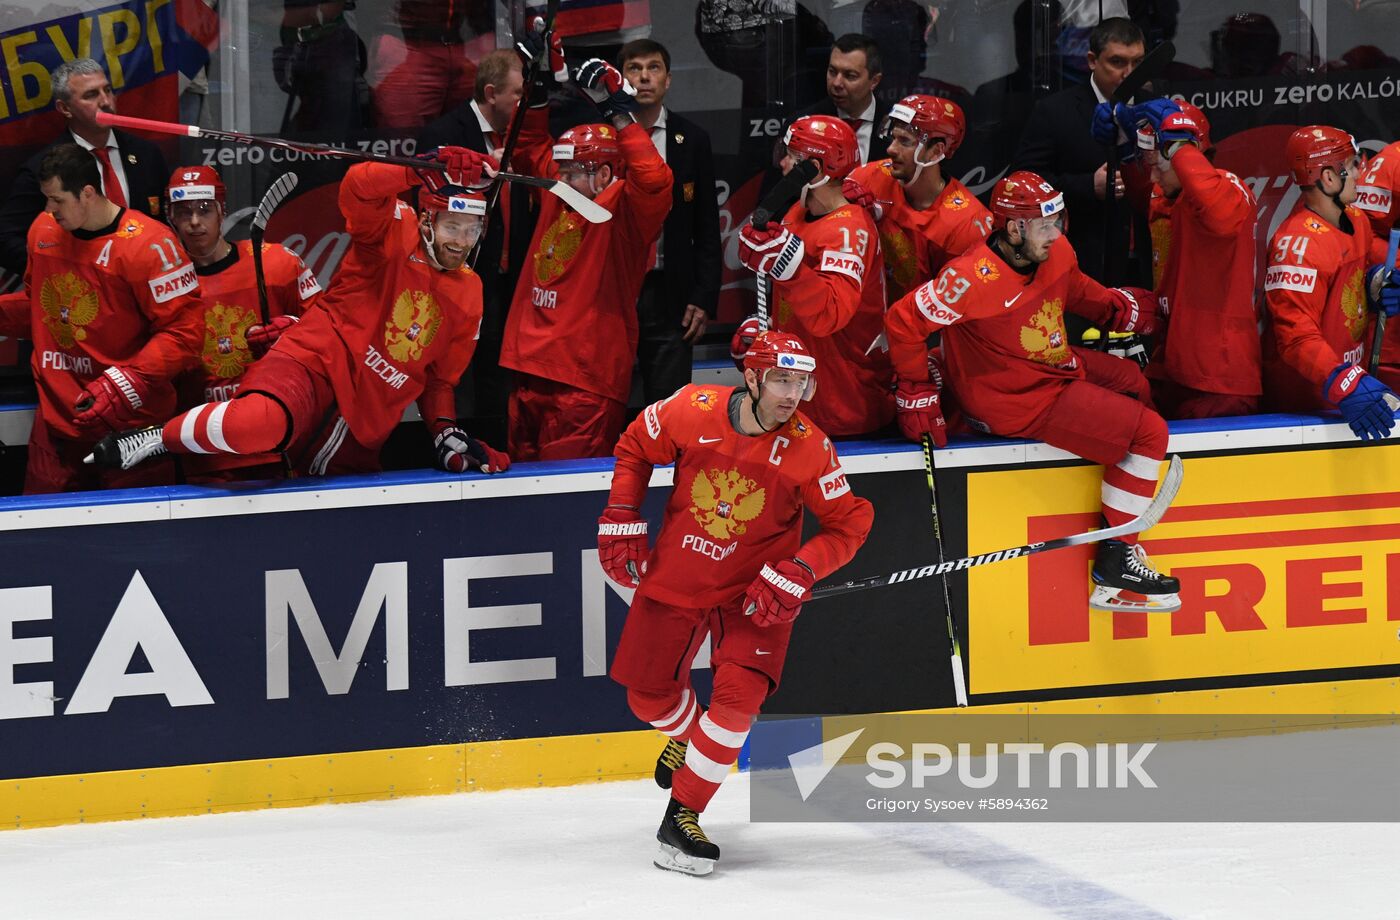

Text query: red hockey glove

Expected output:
[1105,287,1159,335]
[597,507,649,587]
[73,365,155,431]
[434,426,510,474]
[576,58,638,119]
[744,558,815,627]
[730,315,764,372]
[841,176,883,221]
[415,146,498,192]
[246,314,299,358]
[738,225,805,281]
[895,378,947,446]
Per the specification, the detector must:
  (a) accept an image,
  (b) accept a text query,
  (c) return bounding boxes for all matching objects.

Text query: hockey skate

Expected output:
[1090,540,1181,613]
[655,738,687,790]
[84,427,167,470]
[655,797,719,876]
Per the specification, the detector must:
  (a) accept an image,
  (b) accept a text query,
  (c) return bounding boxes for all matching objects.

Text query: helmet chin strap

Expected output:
[905,138,944,186]
[748,378,782,432]
[798,171,831,209]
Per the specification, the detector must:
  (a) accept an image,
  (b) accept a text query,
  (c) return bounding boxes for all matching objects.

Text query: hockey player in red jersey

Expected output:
[886,171,1181,613]
[1098,98,1262,418]
[1262,126,1399,440]
[848,96,993,303]
[499,55,672,461]
[164,166,322,481]
[0,144,203,493]
[736,115,894,436]
[1354,139,1400,390]
[88,148,511,477]
[599,331,872,876]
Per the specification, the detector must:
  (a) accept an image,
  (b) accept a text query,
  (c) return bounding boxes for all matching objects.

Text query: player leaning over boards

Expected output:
[598,332,872,877]
[885,171,1181,614]
[1261,126,1400,439]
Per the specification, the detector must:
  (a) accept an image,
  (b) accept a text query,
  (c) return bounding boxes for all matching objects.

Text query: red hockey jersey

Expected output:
[273,163,483,446]
[769,199,894,436]
[0,209,203,440]
[499,113,673,403]
[609,385,873,609]
[1262,203,1376,412]
[1356,140,1400,263]
[848,160,992,302]
[885,236,1120,436]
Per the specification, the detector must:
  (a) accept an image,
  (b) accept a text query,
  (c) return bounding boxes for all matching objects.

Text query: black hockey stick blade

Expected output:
[1113,40,1175,104]
[812,455,1185,601]
[752,159,819,229]
[252,173,299,233]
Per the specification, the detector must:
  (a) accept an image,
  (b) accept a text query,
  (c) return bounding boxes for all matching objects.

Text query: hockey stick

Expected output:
[923,435,968,707]
[812,454,1185,601]
[249,172,298,325]
[1368,228,1400,375]
[1102,40,1175,281]
[749,159,820,330]
[94,111,611,225]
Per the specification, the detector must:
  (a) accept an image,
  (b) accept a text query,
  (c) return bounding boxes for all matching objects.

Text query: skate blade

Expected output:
[653,843,716,877]
[1089,586,1181,613]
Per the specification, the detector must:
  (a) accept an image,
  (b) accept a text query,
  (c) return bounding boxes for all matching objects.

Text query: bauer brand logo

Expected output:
[749,714,1400,822]
[1264,265,1318,293]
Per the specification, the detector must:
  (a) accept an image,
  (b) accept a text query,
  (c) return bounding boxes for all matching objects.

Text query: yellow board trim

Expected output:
[4,677,1394,831]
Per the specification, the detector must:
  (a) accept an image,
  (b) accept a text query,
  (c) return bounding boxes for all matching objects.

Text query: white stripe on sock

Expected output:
[179,404,216,454]
[654,689,692,728]
[696,712,749,750]
[683,742,735,784]
[663,703,697,739]
[1102,481,1153,517]
[206,401,234,453]
[1116,451,1160,481]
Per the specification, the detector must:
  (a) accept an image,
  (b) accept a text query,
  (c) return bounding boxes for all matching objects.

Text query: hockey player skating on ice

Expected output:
[1261,126,1400,438]
[885,171,1182,613]
[598,332,872,875]
[88,148,510,476]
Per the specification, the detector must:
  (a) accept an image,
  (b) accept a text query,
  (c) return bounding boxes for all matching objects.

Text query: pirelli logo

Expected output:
[915,284,961,326]
[1264,265,1317,293]
[819,250,864,284]
[819,466,850,500]
[1355,185,1393,215]
[149,263,199,303]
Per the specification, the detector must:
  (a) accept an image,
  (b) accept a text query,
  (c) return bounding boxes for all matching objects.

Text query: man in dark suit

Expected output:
[1012,18,1152,288]
[618,39,722,404]
[810,33,891,166]
[0,59,169,277]
[419,49,538,447]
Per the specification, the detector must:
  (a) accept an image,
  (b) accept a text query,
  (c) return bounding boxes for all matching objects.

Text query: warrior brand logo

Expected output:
[761,564,807,598]
[915,284,961,326]
[149,264,199,303]
[531,286,558,309]
[819,467,850,500]
[888,547,1027,581]
[297,268,322,300]
[364,344,410,389]
[40,351,93,374]
[681,534,738,562]
[1264,265,1318,293]
[1355,185,1393,215]
[819,250,864,284]
[599,521,647,536]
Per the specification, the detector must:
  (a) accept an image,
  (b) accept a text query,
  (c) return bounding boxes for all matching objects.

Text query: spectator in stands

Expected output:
[618,39,722,405]
[370,0,496,131]
[0,59,169,277]
[275,0,370,135]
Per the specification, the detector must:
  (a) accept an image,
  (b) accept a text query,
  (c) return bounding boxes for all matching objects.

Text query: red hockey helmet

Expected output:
[1173,101,1212,148]
[743,330,817,400]
[783,115,859,182]
[1286,125,1359,186]
[419,186,487,218]
[991,171,1065,226]
[881,95,966,159]
[165,165,226,208]
[553,123,624,174]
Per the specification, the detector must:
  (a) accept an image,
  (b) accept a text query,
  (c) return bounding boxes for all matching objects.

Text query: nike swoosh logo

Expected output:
[699,436,722,444]
[755,649,771,656]
[1004,292,1023,308]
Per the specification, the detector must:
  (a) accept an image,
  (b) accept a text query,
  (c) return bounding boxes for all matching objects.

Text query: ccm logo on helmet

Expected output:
[1264,265,1318,293]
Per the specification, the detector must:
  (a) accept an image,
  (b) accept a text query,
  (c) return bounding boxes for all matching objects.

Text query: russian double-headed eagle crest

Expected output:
[202,303,256,377]
[534,210,583,284]
[384,289,442,363]
[39,272,98,347]
[690,469,766,540]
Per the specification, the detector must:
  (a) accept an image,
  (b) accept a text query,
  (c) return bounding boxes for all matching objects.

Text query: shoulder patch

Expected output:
[1263,264,1317,293]
[689,387,721,411]
[818,464,850,500]
[819,249,865,283]
[149,262,199,302]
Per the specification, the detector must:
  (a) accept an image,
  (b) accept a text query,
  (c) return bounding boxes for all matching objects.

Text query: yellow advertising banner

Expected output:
[967,446,1400,695]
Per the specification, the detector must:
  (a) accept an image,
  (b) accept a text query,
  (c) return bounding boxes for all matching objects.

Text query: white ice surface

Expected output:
[0,771,1394,920]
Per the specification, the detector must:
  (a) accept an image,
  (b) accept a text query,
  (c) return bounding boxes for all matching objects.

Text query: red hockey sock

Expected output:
[672,666,768,812]
[161,394,290,456]
[628,686,700,740]
[1101,410,1169,545]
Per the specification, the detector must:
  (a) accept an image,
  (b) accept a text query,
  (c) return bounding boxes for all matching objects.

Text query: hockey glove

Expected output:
[576,59,638,120]
[515,17,569,83]
[1325,363,1398,441]
[744,558,815,627]
[414,147,498,193]
[730,315,764,372]
[74,365,155,431]
[597,507,649,587]
[434,426,510,474]
[1366,264,1400,318]
[841,176,882,220]
[1090,101,1136,161]
[738,225,805,282]
[895,378,947,447]
[246,314,299,358]
[1127,98,1182,133]
[1105,287,1159,336]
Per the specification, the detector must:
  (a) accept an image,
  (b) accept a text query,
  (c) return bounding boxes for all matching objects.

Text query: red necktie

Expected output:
[92,147,126,208]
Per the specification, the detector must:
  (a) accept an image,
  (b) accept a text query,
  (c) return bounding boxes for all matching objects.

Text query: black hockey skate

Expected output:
[1090,539,1181,613]
[655,738,687,790]
[84,426,167,470]
[655,797,720,876]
